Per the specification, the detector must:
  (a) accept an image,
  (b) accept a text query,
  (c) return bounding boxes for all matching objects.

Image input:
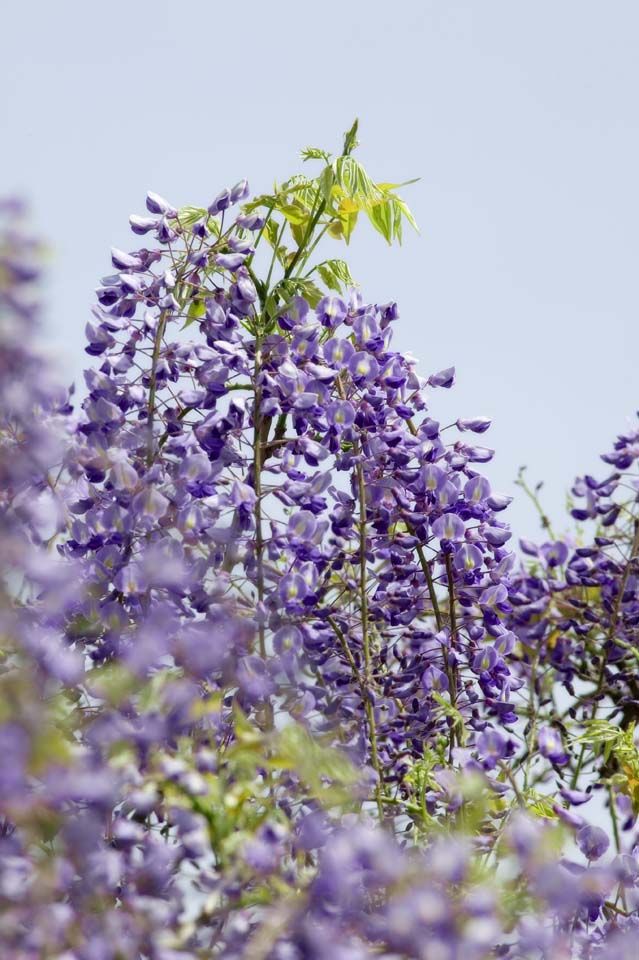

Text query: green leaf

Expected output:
[315,258,356,292]
[277,202,308,226]
[333,156,384,208]
[318,166,336,206]
[274,725,360,809]
[181,298,206,330]
[432,692,468,746]
[280,277,324,308]
[325,258,355,285]
[176,205,208,227]
[377,178,421,190]
[526,790,559,819]
[367,200,394,245]
[281,175,319,210]
[392,195,419,235]
[342,118,360,155]
[264,217,281,248]
[318,264,341,292]
[301,146,332,163]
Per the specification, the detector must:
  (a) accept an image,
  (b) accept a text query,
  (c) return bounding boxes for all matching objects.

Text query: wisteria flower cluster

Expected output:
[3,124,639,959]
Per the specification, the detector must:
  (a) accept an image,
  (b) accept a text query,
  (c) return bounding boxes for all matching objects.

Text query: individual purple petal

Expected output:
[237,656,275,701]
[613,854,639,886]
[541,541,569,568]
[472,645,498,673]
[552,803,586,829]
[131,487,170,521]
[484,526,512,547]
[422,464,446,492]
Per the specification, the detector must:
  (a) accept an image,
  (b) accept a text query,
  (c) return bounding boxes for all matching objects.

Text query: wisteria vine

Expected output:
[3,124,639,959]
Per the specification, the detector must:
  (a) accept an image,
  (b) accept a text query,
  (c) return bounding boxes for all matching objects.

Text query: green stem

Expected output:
[252,332,266,660]
[146,310,168,466]
[444,553,459,759]
[523,650,540,793]
[571,517,639,788]
[327,615,385,824]
[609,785,621,853]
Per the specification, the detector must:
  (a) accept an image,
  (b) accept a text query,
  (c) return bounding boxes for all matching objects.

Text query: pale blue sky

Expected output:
[2,0,638,539]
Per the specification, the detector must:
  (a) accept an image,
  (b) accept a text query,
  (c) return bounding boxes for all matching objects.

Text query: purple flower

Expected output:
[464,475,490,503]
[237,656,275,701]
[278,573,308,609]
[146,191,176,216]
[316,295,347,328]
[421,666,449,693]
[472,645,498,674]
[537,726,568,765]
[476,727,506,769]
[432,513,466,542]
[348,351,379,383]
[132,487,170,522]
[110,247,142,270]
[326,399,355,431]
[576,825,610,862]
[540,540,569,568]
[428,366,455,388]
[288,510,318,540]
[322,337,354,368]
[454,542,483,572]
[208,188,231,215]
[230,178,250,203]
[235,212,264,230]
[129,214,158,235]
[559,788,592,806]
[215,252,247,271]
[457,416,491,433]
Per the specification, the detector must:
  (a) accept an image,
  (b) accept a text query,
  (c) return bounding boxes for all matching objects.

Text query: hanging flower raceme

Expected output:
[60,153,534,847]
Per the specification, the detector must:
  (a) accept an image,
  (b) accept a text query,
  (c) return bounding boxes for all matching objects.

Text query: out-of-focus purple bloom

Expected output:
[576,825,610,861]
[476,727,506,769]
[537,727,568,765]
